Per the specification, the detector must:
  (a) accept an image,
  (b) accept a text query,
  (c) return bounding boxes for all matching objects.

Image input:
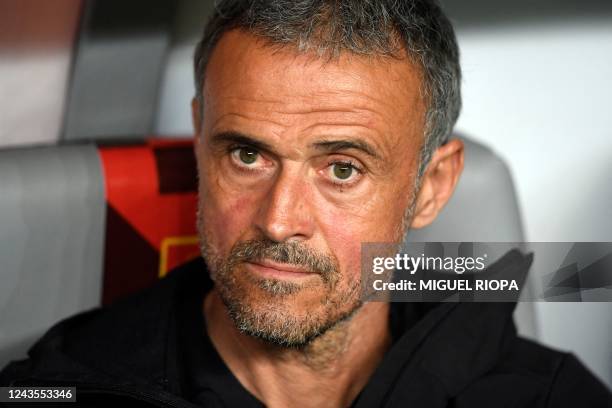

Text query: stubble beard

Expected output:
[197,209,363,348]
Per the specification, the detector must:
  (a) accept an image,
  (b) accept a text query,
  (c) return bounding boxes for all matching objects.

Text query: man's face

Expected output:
[193,30,426,346]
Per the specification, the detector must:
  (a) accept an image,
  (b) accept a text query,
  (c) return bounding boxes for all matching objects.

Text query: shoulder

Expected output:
[34,257,206,356]
[456,337,612,407]
[0,258,210,386]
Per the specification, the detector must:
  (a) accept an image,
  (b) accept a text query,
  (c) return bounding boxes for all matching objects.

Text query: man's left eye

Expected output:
[328,161,362,184]
[231,147,260,166]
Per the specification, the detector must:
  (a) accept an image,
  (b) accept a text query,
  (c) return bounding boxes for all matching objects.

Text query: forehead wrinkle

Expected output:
[216,59,408,112]
[212,95,405,167]
[224,89,396,126]
[214,95,389,133]
[210,110,290,132]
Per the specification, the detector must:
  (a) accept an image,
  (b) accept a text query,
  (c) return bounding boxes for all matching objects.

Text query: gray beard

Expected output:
[197,225,363,348]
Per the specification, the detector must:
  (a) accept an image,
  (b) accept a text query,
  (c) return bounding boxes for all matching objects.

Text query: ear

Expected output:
[192,97,202,145]
[410,138,464,229]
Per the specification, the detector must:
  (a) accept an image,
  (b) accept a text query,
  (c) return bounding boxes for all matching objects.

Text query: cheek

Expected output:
[199,174,258,255]
[319,213,372,283]
[318,198,407,282]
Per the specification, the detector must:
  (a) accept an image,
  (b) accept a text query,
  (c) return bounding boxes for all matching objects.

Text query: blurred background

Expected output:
[0,0,610,387]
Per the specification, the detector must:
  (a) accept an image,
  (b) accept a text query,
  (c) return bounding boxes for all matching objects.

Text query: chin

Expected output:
[217,267,363,347]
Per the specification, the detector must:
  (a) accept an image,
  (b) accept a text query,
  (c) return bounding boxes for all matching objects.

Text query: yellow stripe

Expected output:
[158,235,199,278]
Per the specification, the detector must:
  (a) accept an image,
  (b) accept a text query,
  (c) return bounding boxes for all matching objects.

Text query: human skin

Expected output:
[192,29,464,408]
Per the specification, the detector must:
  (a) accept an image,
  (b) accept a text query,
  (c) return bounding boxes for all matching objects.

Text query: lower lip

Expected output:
[245,262,317,280]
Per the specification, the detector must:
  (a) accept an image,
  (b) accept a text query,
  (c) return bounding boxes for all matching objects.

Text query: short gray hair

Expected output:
[194,0,461,176]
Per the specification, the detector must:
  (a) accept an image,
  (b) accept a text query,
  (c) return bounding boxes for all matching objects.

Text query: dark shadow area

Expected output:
[85,0,178,39]
[441,0,612,29]
[171,0,216,45]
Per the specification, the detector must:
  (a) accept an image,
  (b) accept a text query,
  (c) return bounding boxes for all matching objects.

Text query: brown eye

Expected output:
[332,163,354,180]
[237,147,258,164]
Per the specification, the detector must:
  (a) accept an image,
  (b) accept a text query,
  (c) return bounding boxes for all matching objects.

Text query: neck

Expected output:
[203,289,391,408]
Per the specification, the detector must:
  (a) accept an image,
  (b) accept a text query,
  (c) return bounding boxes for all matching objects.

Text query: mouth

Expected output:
[245,260,317,280]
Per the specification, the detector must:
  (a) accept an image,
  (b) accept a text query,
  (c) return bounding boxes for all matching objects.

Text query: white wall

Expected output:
[455,20,612,386]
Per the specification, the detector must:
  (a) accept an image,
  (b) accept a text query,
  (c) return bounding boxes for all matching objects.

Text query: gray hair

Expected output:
[194,0,461,177]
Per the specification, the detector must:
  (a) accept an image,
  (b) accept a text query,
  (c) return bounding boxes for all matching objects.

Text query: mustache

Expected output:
[226,239,340,284]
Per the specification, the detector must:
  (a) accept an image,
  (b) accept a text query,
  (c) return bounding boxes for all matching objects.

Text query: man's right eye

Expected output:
[230,147,261,168]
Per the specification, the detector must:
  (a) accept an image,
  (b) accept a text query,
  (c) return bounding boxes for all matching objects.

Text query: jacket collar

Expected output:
[356,249,532,407]
[22,260,205,396]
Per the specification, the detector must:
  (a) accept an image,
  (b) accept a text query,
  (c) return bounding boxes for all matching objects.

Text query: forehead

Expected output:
[202,29,426,149]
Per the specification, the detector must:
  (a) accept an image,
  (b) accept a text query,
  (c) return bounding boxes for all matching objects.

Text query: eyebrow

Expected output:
[209,131,275,153]
[311,139,382,161]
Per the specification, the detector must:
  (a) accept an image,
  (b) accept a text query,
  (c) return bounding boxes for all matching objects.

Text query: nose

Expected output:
[253,166,315,243]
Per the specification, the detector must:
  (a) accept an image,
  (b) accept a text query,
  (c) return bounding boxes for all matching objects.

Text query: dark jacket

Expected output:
[1,251,611,407]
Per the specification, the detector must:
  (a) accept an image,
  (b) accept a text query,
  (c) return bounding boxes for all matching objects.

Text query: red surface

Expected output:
[99,139,197,252]
[98,139,200,303]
